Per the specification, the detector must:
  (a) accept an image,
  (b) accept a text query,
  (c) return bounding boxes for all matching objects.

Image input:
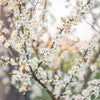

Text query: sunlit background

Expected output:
[49,0,93,41]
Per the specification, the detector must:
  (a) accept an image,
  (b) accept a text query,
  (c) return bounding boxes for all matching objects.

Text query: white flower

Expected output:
[82,89,90,97]
[63,90,72,96]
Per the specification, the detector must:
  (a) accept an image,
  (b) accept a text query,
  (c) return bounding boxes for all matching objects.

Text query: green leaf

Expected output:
[9,72,13,75]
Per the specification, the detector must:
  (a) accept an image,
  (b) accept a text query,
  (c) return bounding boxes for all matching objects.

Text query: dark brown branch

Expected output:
[24,39,56,100]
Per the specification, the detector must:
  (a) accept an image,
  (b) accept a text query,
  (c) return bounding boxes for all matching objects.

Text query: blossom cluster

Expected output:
[11,70,31,93]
